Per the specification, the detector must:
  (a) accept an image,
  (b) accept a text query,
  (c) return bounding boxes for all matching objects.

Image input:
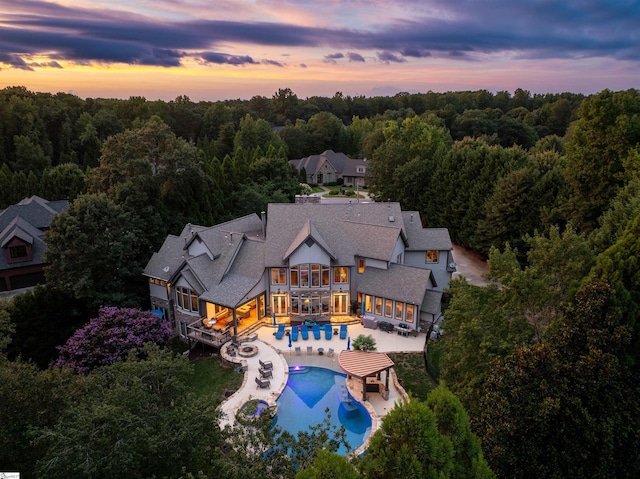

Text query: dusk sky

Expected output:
[1,0,638,101]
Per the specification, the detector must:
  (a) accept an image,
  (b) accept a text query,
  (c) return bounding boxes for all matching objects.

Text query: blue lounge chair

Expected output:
[325,325,332,340]
[301,324,309,340]
[313,323,321,339]
[340,324,347,339]
[291,325,299,341]
[275,324,285,339]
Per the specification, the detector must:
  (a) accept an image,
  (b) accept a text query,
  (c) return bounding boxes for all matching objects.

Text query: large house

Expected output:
[0,195,69,293]
[290,150,368,187]
[144,202,455,348]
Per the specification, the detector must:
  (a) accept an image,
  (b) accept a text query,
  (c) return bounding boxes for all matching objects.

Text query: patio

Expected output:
[217,319,423,446]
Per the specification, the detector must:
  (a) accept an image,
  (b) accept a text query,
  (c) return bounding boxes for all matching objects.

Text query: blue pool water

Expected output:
[274,366,372,455]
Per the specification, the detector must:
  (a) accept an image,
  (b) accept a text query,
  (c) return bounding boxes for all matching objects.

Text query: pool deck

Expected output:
[218,321,426,440]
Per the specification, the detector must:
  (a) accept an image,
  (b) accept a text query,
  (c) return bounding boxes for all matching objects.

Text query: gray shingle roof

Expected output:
[265,202,406,267]
[290,150,364,177]
[0,196,67,272]
[283,220,337,261]
[421,290,443,314]
[357,263,434,306]
[0,196,68,231]
[200,238,265,308]
[401,211,452,251]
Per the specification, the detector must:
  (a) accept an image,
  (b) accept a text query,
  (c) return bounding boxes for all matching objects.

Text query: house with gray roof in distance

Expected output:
[290,150,368,187]
[143,202,455,349]
[0,195,69,294]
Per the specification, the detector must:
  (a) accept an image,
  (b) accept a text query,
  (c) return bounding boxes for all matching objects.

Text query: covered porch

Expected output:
[188,295,265,348]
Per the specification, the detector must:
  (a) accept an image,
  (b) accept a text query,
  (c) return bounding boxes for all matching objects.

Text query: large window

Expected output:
[311,264,320,287]
[358,258,365,273]
[300,264,309,287]
[384,299,393,317]
[406,304,414,323]
[176,286,199,313]
[291,292,330,316]
[333,267,349,283]
[425,250,439,263]
[364,294,372,313]
[374,297,382,315]
[290,263,330,288]
[271,268,287,284]
[395,301,404,320]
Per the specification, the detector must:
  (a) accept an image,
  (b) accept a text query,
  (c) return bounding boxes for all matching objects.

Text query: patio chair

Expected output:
[301,324,309,340]
[259,359,273,369]
[295,346,301,356]
[312,323,321,339]
[291,325,299,341]
[307,346,313,355]
[259,367,273,379]
[339,324,347,339]
[255,377,270,389]
[325,325,332,340]
[327,348,335,357]
[275,324,285,340]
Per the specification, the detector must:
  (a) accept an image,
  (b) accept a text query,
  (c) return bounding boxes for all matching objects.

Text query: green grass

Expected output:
[187,357,244,401]
[388,352,437,401]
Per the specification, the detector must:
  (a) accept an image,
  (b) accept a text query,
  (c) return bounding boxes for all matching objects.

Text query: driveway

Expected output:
[451,243,493,287]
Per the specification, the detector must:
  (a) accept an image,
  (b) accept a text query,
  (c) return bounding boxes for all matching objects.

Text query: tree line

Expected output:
[1,84,640,477]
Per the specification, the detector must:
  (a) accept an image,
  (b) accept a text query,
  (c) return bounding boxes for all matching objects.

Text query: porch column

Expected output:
[385,367,390,392]
[232,310,238,337]
[362,377,367,402]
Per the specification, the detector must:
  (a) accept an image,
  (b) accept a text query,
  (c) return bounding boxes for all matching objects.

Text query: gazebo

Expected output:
[338,350,395,401]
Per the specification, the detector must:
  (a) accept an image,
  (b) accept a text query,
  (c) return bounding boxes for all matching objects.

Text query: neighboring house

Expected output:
[290,150,368,187]
[144,202,455,348]
[0,195,69,293]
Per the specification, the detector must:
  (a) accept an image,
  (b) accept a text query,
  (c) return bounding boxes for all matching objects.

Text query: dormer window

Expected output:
[5,241,32,264]
[10,245,27,259]
[356,166,365,173]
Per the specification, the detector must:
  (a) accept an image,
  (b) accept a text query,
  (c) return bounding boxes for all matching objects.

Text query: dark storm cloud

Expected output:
[0,0,638,69]
[378,51,406,64]
[324,52,344,64]
[201,52,257,65]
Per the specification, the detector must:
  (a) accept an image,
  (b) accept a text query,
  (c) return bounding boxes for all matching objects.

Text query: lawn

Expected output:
[387,351,437,401]
[187,356,244,401]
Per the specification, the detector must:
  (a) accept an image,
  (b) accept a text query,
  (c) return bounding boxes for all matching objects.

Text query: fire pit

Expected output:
[237,344,259,357]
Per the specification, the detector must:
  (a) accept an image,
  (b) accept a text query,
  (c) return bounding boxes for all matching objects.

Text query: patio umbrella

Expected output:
[273,312,276,326]
[347,336,351,350]
[288,332,292,349]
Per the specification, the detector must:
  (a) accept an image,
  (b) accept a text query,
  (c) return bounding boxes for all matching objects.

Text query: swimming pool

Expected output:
[274,366,372,455]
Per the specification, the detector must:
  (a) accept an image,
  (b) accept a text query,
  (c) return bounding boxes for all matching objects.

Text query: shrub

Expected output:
[352,334,377,351]
[55,307,173,373]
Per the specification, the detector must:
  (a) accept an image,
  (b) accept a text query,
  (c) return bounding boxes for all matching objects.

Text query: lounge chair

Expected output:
[259,359,273,369]
[275,324,285,340]
[259,367,273,379]
[291,326,299,341]
[327,348,335,357]
[255,377,270,388]
[307,346,313,355]
[313,323,321,339]
[295,346,301,356]
[301,324,309,340]
[325,325,332,340]
[339,324,347,339]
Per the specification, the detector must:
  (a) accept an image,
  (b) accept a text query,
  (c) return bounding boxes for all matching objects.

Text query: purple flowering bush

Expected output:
[56,307,173,373]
